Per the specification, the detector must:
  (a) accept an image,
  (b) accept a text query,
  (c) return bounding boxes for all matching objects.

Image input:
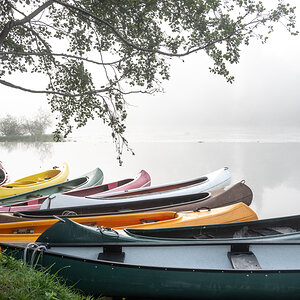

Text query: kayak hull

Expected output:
[0,163,69,199]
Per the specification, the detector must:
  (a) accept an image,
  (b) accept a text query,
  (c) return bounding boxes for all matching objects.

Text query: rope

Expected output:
[62,210,77,216]
[23,243,47,266]
[30,245,47,266]
[23,242,38,264]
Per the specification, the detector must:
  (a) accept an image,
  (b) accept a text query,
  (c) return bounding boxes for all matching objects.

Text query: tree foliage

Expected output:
[0,0,298,163]
[24,110,52,137]
[0,112,51,137]
[0,114,24,136]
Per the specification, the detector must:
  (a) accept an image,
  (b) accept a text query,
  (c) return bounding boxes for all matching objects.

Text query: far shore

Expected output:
[0,134,64,142]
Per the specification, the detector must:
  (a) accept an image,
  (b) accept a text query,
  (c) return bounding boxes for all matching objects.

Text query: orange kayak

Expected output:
[0,202,257,243]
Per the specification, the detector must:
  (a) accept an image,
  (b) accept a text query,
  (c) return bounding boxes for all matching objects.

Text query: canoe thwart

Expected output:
[98,245,125,263]
[57,185,77,191]
[193,206,211,212]
[53,215,66,223]
[26,194,43,199]
[228,243,261,270]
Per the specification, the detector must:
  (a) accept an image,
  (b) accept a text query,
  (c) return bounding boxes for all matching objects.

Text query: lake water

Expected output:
[1,140,300,220]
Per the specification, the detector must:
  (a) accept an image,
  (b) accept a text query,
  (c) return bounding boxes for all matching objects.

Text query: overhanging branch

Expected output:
[0,0,55,46]
[0,51,124,66]
[0,79,109,97]
[54,0,241,58]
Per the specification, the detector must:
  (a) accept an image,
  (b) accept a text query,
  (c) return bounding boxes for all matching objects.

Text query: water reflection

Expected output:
[0,142,53,162]
[1,141,300,219]
[0,141,54,178]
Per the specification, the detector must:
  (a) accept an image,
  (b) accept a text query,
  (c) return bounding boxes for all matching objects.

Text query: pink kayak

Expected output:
[0,170,151,212]
[0,161,9,186]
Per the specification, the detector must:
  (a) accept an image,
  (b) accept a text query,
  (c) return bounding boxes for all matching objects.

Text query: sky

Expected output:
[1,1,300,142]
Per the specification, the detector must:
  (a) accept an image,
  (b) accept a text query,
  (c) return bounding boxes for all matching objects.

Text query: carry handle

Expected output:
[99,226,119,237]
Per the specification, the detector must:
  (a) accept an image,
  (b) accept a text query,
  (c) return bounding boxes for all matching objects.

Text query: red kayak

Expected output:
[0,170,151,212]
[0,161,9,186]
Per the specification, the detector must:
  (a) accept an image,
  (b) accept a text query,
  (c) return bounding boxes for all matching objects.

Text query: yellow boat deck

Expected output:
[0,163,69,198]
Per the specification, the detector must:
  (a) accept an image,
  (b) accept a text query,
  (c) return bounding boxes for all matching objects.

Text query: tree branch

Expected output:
[0,51,124,66]
[0,77,148,97]
[54,0,239,58]
[0,0,54,46]
[0,79,109,97]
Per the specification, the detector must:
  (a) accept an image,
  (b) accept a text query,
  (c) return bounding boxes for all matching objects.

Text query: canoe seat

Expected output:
[192,233,215,239]
[140,219,160,224]
[13,228,34,234]
[228,244,261,270]
[98,245,125,263]
[58,185,76,191]
[268,226,296,234]
[248,227,283,236]
[26,194,43,199]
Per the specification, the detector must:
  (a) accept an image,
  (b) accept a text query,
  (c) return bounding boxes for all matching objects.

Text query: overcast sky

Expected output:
[1,1,300,142]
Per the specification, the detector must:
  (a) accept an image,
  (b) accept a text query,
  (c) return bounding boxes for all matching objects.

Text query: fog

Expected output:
[1,1,300,142]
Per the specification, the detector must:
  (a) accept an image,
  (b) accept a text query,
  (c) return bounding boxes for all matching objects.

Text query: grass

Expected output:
[0,252,107,300]
[0,134,63,142]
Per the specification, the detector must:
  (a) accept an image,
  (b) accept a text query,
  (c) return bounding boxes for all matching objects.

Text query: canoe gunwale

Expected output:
[90,176,209,199]
[124,211,300,239]
[3,240,300,274]
[89,167,229,200]
[14,192,212,218]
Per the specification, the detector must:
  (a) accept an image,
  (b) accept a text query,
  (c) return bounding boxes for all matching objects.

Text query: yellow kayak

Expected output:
[0,163,69,199]
[0,202,257,243]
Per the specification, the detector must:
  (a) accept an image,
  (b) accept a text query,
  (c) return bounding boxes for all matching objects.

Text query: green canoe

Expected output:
[0,168,104,205]
[36,213,300,245]
[2,239,300,299]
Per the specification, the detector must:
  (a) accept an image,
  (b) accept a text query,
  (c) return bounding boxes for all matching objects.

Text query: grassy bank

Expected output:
[0,134,62,142]
[0,252,106,300]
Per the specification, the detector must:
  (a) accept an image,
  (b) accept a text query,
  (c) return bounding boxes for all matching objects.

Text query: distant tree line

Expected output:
[0,112,51,137]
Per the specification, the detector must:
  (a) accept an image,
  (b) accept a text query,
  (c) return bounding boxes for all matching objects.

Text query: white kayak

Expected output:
[40,167,231,210]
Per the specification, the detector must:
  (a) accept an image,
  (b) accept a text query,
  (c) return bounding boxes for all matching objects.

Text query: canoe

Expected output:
[93,167,231,200]
[34,167,231,212]
[40,211,300,245]
[0,169,150,211]
[13,180,251,219]
[0,161,9,186]
[0,168,104,206]
[0,163,69,199]
[3,240,300,299]
[0,202,257,243]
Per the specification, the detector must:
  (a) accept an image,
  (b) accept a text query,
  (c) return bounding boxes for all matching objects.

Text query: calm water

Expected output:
[1,140,300,219]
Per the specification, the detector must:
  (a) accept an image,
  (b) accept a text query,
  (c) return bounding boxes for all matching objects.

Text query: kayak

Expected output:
[0,202,257,243]
[97,167,231,200]
[0,163,69,199]
[12,180,251,219]
[0,167,104,205]
[32,167,231,212]
[0,170,150,211]
[0,161,9,186]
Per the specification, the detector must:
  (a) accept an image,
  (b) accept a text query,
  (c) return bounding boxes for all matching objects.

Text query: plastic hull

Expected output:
[0,167,103,206]
[0,170,150,211]
[0,203,257,243]
[0,163,69,199]
[3,241,300,299]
